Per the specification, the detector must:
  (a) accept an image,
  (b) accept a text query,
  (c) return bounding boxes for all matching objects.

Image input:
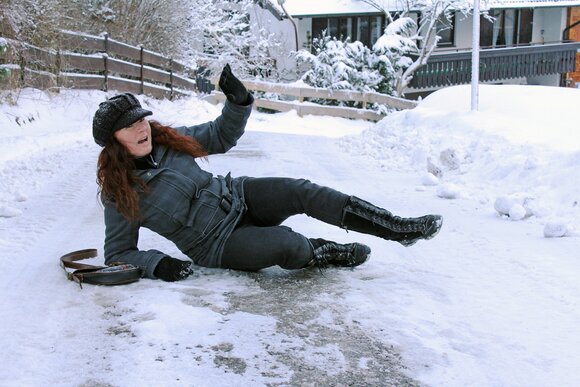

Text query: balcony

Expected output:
[409,41,580,89]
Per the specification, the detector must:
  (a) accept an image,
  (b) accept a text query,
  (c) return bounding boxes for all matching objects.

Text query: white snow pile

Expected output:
[341,84,580,239]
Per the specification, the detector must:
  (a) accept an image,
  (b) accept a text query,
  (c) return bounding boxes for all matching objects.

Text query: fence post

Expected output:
[103,54,108,92]
[139,45,144,94]
[169,57,174,100]
[56,48,61,88]
[18,46,25,87]
[103,33,109,92]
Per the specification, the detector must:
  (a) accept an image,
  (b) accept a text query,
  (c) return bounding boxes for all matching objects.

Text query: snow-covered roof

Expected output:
[267,0,580,17]
[271,0,388,17]
[485,0,580,8]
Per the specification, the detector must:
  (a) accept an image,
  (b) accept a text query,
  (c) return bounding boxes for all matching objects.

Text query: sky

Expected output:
[0,84,579,386]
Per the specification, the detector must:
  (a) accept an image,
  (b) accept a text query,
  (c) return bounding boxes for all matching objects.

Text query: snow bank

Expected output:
[341,84,580,238]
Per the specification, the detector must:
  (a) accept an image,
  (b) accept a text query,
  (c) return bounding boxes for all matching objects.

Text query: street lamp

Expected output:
[277,0,299,51]
[471,0,480,111]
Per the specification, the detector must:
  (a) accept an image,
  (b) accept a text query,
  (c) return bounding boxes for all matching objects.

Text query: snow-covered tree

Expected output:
[295,32,392,111]
[3,0,281,79]
[360,0,472,96]
[183,0,282,79]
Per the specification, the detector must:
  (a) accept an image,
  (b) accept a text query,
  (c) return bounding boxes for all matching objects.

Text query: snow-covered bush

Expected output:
[294,19,424,109]
[295,32,393,112]
[0,67,11,82]
[0,39,8,82]
[297,33,382,91]
[0,38,7,55]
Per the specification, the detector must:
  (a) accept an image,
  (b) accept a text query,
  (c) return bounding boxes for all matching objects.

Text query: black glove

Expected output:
[154,256,193,282]
[218,64,249,105]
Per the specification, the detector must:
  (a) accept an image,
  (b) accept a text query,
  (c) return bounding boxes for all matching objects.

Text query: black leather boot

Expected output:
[341,196,443,246]
[308,238,370,268]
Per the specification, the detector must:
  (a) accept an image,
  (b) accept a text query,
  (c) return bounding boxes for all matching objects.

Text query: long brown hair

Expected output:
[97,120,208,221]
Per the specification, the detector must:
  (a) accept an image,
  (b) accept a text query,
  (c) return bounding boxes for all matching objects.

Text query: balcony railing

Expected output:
[409,41,580,89]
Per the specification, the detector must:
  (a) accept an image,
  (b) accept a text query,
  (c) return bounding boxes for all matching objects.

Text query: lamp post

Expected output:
[277,0,299,51]
[471,0,480,111]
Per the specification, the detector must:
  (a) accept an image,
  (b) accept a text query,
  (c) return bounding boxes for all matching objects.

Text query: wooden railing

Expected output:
[0,30,417,120]
[0,30,209,99]
[206,80,418,121]
[410,41,580,89]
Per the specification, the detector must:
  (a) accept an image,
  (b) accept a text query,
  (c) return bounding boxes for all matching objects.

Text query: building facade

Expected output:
[254,0,580,94]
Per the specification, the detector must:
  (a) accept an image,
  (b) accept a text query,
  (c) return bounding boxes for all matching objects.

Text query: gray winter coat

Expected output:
[103,98,253,278]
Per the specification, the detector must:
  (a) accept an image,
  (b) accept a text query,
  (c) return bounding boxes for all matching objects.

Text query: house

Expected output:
[253,0,580,95]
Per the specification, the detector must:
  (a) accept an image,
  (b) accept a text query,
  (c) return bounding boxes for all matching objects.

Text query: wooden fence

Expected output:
[205,80,418,121]
[0,30,209,99]
[0,30,417,120]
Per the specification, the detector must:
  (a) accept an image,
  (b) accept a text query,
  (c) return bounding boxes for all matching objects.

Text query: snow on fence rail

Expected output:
[0,30,418,120]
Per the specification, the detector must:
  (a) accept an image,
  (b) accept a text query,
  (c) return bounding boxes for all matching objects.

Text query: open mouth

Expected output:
[137,136,148,145]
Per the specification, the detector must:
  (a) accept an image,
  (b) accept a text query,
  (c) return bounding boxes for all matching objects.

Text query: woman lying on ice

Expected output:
[92,64,443,282]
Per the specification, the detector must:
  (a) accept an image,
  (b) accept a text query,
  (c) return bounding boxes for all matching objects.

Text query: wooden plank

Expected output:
[211,92,384,121]
[23,68,57,89]
[105,58,172,85]
[141,49,170,69]
[437,61,446,87]
[240,79,416,110]
[21,44,58,69]
[60,53,104,72]
[143,83,172,99]
[60,73,105,90]
[59,31,177,74]
[365,92,418,110]
[427,63,435,87]
[106,77,141,94]
[107,57,141,78]
[106,77,178,99]
[106,39,141,62]
[142,65,171,85]
[254,98,296,112]
[172,73,197,91]
[297,104,383,121]
[172,60,193,76]
[59,31,106,52]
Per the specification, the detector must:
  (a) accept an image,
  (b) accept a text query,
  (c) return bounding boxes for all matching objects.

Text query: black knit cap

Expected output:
[92,93,153,146]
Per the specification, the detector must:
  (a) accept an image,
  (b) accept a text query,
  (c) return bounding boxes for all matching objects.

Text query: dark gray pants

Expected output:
[220,177,349,270]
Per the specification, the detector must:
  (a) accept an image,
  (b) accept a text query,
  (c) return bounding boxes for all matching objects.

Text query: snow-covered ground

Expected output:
[0,84,578,386]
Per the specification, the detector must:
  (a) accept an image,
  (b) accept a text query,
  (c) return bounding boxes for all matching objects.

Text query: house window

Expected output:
[357,16,370,46]
[328,18,339,37]
[340,17,353,40]
[480,9,534,48]
[370,16,383,44]
[311,15,385,49]
[436,13,456,47]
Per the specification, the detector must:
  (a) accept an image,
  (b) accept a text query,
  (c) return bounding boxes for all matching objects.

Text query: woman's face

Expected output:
[114,118,152,157]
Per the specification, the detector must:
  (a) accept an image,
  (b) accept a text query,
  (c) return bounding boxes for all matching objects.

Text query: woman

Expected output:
[94,65,442,282]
